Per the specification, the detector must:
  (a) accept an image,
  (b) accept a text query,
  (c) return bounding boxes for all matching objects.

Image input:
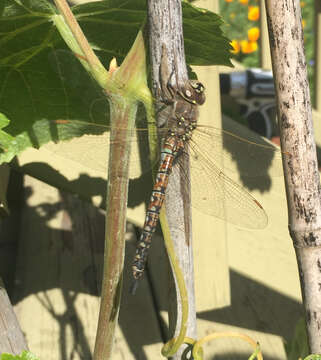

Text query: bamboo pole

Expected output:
[265,0,321,352]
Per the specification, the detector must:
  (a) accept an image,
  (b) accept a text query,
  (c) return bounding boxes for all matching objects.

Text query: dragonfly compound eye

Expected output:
[191,81,205,93]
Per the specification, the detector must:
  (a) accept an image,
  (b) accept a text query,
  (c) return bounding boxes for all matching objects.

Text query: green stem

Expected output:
[53,0,108,88]
[53,3,155,358]
[92,30,151,360]
[93,96,137,360]
[160,208,189,358]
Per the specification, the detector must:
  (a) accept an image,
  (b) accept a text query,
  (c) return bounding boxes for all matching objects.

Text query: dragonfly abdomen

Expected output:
[132,138,179,281]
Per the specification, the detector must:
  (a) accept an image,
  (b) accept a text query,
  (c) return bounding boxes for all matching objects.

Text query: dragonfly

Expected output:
[46,49,285,289]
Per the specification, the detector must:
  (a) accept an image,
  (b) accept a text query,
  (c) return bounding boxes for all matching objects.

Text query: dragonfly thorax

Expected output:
[166,113,198,141]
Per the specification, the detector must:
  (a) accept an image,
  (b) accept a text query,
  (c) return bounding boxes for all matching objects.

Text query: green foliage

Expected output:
[0,0,232,166]
[285,317,309,360]
[219,0,260,66]
[219,0,259,40]
[0,351,39,360]
[284,317,321,360]
[219,0,315,101]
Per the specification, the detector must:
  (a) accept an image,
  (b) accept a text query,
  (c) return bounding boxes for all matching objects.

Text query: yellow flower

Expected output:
[241,40,258,54]
[248,27,260,41]
[250,41,258,52]
[300,1,305,7]
[225,0,233,2]
[248,6,260,21]
[230,40,240,54]
[302,19,306,28]
[239,0,248,4]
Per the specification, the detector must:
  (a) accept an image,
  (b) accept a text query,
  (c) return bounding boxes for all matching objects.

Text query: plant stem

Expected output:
[91,30,150,359]
[53,0,106,86]
[93,96,137,360]
[265,0,321,352]
[53,2,151,357]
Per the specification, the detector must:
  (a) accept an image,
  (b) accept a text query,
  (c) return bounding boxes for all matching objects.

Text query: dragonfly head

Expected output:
[180,80,206,105]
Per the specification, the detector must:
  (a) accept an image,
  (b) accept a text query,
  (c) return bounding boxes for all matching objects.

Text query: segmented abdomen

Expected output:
[132,136,180,280]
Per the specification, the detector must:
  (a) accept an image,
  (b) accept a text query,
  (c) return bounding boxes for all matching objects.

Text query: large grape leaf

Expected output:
[0,0,232,165]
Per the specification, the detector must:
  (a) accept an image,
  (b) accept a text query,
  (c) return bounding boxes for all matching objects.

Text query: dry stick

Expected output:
[147,1,197,358]
[265,0,321,353]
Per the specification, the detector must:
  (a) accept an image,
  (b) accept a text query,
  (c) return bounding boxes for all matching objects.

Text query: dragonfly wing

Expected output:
[193,126,284,178]
[44,122,159,179]
[185,141,268,229]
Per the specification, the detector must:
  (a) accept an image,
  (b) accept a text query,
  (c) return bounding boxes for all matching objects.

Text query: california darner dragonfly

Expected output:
[46,50,284,287]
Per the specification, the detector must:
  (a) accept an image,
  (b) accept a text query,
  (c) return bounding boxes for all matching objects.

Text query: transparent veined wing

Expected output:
[45,119,159,179]
[168,125,288,228]
[191,125,286,178]
[169,145,267,229]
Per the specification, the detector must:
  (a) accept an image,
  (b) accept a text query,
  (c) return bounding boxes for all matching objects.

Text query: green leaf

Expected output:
[284,317,309,360]
[0,0,232,168]
[182,2,232,65]
[1,351,40,360]
[0,113,14,149]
